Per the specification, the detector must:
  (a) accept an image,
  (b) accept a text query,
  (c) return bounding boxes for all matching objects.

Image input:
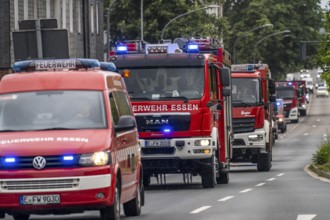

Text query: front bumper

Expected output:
[232,129,266,150]
[0,170,113,215]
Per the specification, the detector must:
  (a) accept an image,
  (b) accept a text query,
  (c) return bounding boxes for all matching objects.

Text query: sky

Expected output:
[321,0,329,9]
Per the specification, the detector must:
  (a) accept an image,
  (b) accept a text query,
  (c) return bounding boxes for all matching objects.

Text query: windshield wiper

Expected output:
[160,96,189,103]
[34,127,78,131]
[0,129,25,132]
[232,100,254,107]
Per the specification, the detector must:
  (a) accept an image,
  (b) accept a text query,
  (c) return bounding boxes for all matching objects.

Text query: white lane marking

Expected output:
[240,188,253,193]
[218,196,234,202]
[304,133,309,136]
[256,183,265,186]
[277,173,285,177]
[267,178,276,181]
[316,119,320,122]
[190,206,212,214]
[297,214,317,220]
[312,125,316,128]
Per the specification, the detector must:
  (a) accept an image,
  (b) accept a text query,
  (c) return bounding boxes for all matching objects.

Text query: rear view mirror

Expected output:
[220,68,231,87]
[268,79,276,94]
[222,88,231,97]
[269,95,276,102]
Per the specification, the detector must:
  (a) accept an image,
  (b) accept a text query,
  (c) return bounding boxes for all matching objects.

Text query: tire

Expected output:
[13,214,30,220]
[123,182,142,217]
[143,173,150,187]
[216,171,229,184]
[201,156,216,188]
[100,177,120,220]
[301,110,307,116]
[257,152,272,172]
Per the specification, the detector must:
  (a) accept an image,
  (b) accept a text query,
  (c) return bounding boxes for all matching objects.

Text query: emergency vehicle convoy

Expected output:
[230,64,276,172]
[110,37,233,188]
[275,81,301,123]
[0,59,144,220]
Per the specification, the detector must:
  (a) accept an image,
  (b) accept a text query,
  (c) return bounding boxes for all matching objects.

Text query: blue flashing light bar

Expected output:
[185,41,199,53]
[116,44,128,54]
[63,155,74,161]
[5,157,16,163]
[246,64,254,71]
[288,82,292,85]
[12,58,100,73]
[100,62,117,72]
[163,127,172,133]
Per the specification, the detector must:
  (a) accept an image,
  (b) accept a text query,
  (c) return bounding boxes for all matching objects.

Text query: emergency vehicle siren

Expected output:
[12,58,101,73]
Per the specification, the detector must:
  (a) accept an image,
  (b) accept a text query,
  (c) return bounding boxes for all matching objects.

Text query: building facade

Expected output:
[0,0,104,77]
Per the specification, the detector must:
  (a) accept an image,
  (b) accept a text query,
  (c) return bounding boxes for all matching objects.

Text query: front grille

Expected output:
[233,118,255,134]
[0,155,80,170]
[135,114,190,132]
[1,178,79,191]
[141,147,175,155]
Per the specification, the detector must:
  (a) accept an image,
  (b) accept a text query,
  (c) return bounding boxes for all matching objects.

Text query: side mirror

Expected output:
[269,95,276,102]
[115,115,136,132]
[220,68,231,87]
[222,87,231,97]
[268,79,276,94]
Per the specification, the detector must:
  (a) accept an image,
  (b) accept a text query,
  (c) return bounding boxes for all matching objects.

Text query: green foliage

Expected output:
[312,133,330,165]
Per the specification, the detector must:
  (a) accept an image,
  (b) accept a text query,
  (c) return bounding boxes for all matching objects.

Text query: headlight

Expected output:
[248,134,263,142]
[302,104,306,108]
[195,139,211,146]
[79,151,110,166]
[278,118,283,122]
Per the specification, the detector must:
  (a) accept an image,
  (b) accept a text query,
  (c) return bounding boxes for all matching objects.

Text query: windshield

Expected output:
[276,87,295,99]
[0,91,107,131]
[119,67,204,100]
[232,78,260,106]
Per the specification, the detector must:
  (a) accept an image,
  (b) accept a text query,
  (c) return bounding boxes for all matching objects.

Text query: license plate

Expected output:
[20,194,60,205]
[145,140,171,147]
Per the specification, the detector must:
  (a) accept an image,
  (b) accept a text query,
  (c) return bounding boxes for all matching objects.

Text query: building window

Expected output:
[46,0,51,18]
[90,4,94,34]
[69,0,73,33]
[96,2,99,34]
[24,0,29,20]
[14,0,19,30]
[77,0,81,33]
[62,0,67,29]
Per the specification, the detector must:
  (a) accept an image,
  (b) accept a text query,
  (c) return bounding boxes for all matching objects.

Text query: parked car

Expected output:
[316,86,329,98]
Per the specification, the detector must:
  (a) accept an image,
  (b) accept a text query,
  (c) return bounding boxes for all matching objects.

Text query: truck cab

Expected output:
[110,38,233,188]
[231,64,276,172]
[0,59,143,220]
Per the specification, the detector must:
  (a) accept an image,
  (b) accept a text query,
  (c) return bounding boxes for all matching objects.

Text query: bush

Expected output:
[312,138,330,165]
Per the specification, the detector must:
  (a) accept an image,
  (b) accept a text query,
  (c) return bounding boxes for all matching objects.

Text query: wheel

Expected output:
[201,156,216,188]
[123,182,142,217]
[257,152,272,172]
[13,214,30,220]
[143,173,151,187]
[216,171,229,184]
[100,177,120,220]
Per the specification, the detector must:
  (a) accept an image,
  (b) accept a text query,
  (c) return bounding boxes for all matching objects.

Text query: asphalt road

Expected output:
[4,94,330,220]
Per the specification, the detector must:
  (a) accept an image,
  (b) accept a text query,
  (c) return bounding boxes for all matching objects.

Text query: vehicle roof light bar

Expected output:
[12,58,100,73]
[99,62,117,72]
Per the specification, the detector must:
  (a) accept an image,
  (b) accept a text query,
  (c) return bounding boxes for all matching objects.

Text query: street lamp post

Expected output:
[232,23,273,64]
[106,0,117,60]
[141,0,144,42]
[253,30,291,63]
[160,5,221,40]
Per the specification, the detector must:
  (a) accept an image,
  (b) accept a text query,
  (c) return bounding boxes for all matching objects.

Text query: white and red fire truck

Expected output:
[231,64,276,171]
[0,59,143,220]
[275,81,301,123]
[110,38,233,188]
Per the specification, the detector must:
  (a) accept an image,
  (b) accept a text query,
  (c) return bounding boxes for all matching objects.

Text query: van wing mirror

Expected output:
[115,115,136,132]
[269,95,277,102]
[222,87,231,97]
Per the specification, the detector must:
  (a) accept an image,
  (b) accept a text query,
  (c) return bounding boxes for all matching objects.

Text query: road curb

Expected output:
[305,164,330,183]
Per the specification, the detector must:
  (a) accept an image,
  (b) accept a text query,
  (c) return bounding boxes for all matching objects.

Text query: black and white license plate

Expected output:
[145,139,171,147]
[20,194,60,205]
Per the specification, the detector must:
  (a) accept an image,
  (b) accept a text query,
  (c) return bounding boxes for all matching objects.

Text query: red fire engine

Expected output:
[275,81,301,123]
[0,59,143,220]
[230,64,276,171]
[110,38,233,188]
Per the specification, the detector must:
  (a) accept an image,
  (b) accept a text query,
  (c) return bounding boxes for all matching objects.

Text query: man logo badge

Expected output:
[32,156,47,169]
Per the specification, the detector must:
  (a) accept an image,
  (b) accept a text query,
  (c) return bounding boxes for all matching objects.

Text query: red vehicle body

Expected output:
[111,38,233,188]
[275,81,301,123]
[230,64,276,171]
[0,59,143,220]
